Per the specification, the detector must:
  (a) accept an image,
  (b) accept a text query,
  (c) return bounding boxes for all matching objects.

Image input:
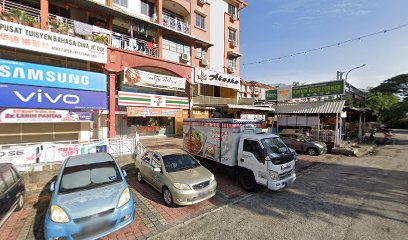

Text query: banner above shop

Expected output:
[0,109,93,123]
[265,89,278,101]
[0,59,106,91]
[127,107,183,117]
[277,86,292,102]
[118,91,189,109]
[292,80,345,99]
[0,20,107,63]
[0,84,107,110]
[194,67,240,90]
[123,67,186,91]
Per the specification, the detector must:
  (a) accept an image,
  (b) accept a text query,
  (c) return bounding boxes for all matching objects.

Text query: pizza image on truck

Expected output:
[183,119,297,191]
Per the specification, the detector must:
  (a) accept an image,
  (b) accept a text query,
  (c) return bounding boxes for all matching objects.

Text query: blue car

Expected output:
[44,153,134,240]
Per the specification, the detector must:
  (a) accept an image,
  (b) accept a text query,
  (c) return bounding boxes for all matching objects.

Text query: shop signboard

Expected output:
[123,67,186,91]
[127,107,183,117]
[0,109,93,123]
[0,59,106,91]
[194,67,240,90]
[118,91,189,109]
[241,113,265,121]
[0,84,107,110]
[292,80,345,98]
[0,20,107,63]
[265,89,278,101]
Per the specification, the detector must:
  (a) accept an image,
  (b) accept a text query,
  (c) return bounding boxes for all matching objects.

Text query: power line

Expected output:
[242,22,408,67]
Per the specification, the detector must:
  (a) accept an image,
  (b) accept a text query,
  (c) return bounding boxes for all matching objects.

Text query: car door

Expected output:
[149,152,163,191]
[290,135,303,152]
[0,170,8,222]
[1,168,17,215]
[139,151,154,184]
[240,139,268,186]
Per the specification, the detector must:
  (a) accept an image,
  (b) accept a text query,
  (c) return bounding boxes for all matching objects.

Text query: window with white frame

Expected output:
[141,0,155,18]
[195,13,205,29]
[163,38,191,55]
[196,45,206,59]
[113,0,128,8]
[228,58,237,69]
[229,29,237,42]
[228,4,236,15]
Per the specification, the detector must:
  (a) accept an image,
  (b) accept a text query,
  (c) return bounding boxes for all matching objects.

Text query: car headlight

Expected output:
[209,175,215,183]
[315,144,323,148]
[174,183,191,190]
[269,170,280,181]
[118,187,131,208]
[50,205,70,223]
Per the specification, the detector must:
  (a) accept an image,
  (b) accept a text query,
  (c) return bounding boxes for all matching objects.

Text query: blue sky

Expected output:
[240,0,408,89]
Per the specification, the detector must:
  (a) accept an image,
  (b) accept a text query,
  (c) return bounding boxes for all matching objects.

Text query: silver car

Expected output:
[134,149,217,206]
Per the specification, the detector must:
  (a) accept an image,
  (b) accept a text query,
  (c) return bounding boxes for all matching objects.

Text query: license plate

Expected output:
[198,190,209,197]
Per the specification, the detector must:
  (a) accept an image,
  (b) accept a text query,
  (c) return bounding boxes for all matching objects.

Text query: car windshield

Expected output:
[163,154,200,173]
[59,161,121,194]
[261,137,289,155]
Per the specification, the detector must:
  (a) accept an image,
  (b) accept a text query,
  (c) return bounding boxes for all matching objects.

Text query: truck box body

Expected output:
[183,118,262,167]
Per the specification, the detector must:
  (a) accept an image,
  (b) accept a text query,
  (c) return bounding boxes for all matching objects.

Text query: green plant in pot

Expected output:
[9,8,23,23]
[22,14,37,27]
[93,34,108,44]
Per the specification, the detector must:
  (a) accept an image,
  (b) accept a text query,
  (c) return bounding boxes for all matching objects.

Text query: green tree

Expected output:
[365,92,399,122]
[371,74,408,97]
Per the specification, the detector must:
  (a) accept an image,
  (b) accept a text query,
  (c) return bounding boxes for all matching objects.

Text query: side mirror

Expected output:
[122,170,127,177]
[153,167,161,173]
[49,181,56,192]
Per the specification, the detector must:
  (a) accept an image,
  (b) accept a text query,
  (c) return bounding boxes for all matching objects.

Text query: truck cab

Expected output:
[237,133,296,191]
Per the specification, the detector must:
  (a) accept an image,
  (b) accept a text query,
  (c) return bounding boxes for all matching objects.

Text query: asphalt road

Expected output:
[152,130,408,240]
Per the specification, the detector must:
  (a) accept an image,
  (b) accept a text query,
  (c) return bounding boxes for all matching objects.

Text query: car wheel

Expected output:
[162,187,175,207]
[136,169,144,183]
[15,194,24,211]
[239,170,257,192]
[307,148,317,156]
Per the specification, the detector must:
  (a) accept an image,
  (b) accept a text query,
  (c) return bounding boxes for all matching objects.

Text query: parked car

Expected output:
[44,153,134,240]
[0,163,25,227]
[135,148,217,206]
[280,133,327,155]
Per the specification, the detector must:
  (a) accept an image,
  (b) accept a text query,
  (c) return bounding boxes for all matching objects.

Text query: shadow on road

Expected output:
[32,177,55,239]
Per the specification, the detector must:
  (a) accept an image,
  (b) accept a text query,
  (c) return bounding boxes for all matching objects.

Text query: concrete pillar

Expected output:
[40,0,49,30]
[109,73,116,138]
[156,0,163,24]
[358,113,363,140]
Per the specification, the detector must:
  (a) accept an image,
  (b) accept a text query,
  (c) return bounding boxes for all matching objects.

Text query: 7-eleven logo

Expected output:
[153,96,164,107]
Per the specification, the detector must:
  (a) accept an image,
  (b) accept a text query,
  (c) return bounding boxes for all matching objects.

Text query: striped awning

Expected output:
[275,100,345,114]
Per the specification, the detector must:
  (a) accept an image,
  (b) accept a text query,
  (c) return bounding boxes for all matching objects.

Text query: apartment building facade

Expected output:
[0,0,247,143]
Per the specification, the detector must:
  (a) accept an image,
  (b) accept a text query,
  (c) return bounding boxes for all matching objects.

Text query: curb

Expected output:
[147,193,253,240]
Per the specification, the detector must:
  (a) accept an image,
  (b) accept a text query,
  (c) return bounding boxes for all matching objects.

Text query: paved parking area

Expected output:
[0,136,324,240]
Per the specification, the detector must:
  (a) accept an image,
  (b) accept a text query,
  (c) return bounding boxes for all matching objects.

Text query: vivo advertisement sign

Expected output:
[0,84,107,110]
[0,59,106,92]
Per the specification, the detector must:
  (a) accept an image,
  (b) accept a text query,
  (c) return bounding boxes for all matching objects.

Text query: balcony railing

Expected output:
[111,32,158,57]
[193,96,237,105]
[0,0,41,27]
[162,14,190,34]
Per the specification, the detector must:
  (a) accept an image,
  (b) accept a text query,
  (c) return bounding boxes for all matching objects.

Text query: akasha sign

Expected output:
[0,109,93,123]
[0,20,107,63]
[0,84,107,110]
[194,67,240,90]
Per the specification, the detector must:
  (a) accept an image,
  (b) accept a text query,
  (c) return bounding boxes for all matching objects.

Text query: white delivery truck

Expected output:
[183,118,296,191]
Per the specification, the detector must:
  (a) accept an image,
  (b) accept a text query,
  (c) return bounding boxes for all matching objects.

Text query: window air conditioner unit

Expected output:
[201,59,209,66]
[181,53,190,62]
[228,66,236,73]
[230,40,237,48]
[198,0,207,5]
[231,14,238,21]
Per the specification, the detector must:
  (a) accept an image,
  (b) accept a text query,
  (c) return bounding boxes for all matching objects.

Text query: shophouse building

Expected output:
[0,0,247,141]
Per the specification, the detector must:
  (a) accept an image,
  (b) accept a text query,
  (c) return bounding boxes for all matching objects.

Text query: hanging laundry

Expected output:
[111,36,121,48]
[73,21,93,36]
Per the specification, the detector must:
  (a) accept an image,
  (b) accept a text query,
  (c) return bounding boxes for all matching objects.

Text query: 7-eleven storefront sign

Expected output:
[118,91,189,109]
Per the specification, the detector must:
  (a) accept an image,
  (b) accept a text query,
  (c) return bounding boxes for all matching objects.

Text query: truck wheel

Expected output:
[307,148,317,156]
[239,170,257,192]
